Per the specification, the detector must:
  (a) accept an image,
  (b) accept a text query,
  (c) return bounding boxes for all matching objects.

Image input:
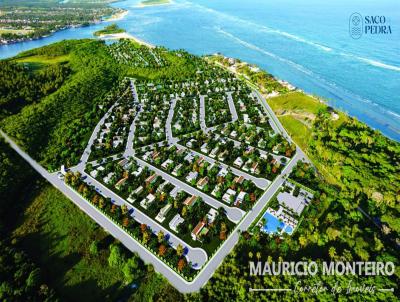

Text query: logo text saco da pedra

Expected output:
[364,16,392,34]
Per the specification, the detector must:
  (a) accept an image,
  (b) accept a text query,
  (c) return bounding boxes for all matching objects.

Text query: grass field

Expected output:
[268,92,347,150]
[279,115,311,150]
[12,184,130,301]
[267,91,348,185]
[268,91,325,114]
[0,28,34,35]
[15,54,70,65]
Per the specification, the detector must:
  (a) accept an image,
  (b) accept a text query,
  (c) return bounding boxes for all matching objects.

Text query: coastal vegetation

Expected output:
[94,23,125,36]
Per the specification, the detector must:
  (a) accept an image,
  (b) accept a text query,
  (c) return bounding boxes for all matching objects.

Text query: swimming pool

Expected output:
[284,225,293,235]
[261,212,293,235]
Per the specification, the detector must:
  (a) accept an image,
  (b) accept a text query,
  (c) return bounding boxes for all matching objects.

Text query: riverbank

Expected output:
[96,32,155,48]
[0,25,90,46]
[0,2,117,45]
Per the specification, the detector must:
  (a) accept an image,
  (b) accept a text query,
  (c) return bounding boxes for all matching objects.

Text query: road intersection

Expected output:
[1,78,307,293]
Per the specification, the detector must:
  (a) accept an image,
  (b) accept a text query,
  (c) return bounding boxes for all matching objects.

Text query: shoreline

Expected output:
[104,9,128,22]
[0,23,94,46]
[136,0,173,8]
[0,6,128,46]
[97,32,155,48]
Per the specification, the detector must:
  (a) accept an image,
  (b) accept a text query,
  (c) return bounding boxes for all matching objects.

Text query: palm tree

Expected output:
[157,230,164,243]
[328,246,336,260]
[176,244,184,257]
[121,204,128,216]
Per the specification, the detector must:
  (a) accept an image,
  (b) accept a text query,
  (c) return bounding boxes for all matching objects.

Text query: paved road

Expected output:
[0,130,211,292]
[70,167,208,269]
[166,98,179,145]
[133,155,245,223]
[177,143,270,190]
[199,95,209,133]
[124,80,142,157]
[78,102,118,170]
[0,80,309,293]
[226,92,238,122]
[253,90,291,141]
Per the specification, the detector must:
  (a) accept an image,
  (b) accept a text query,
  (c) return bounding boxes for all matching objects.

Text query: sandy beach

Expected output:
[97,32,154,48]
[136,0,173,8]
[105,10,128,22]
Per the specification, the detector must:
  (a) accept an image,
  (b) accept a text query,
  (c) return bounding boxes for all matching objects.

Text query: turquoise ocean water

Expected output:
[1,0,399,140]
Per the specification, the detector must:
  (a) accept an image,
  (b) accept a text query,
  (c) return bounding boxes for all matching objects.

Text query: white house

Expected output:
[207,208,218,224]
[233,157,244,168]
[161,159,173,170]
[222,189,236,203]
[236,191,247,204]
[156,204,172,223]
[169,214,184,232]
[140,194,156,209]
[277,192,306,215]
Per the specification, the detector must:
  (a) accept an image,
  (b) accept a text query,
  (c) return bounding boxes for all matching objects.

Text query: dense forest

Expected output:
[0,60,70,115]
[0,39,399,301]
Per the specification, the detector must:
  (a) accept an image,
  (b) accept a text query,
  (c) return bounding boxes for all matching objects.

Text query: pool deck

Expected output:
[260,207,296,235]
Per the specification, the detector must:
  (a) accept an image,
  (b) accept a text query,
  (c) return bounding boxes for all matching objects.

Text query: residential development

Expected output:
[2,48,313,292]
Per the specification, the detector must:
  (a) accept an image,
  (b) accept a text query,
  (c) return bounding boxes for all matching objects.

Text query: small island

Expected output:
[93,24,125,37]
[139,0,171,7]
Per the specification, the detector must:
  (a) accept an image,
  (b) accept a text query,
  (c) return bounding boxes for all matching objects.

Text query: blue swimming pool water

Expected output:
[285,226,293,234]
[262,212,284,233]
[262,212,294,235]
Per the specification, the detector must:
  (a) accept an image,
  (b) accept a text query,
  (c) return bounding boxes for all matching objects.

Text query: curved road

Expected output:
[0,79,309,293]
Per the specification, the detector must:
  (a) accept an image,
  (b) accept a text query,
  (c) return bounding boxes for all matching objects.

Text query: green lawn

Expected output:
[140,0,170,6]
[12,185,129,301]
[268,91,325,114]
[15,54,70,65]
[278,115,311,150]
[0,28,34,35]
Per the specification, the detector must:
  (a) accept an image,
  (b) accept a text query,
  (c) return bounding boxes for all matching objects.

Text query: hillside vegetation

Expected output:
[0,40,399,301]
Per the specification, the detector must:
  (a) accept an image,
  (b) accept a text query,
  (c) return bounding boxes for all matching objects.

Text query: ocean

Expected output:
[1,0,399,140]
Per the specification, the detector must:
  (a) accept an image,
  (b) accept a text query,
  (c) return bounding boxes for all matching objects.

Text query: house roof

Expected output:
[234,175,244,184]
[183,195,197,207]
[197,177,209,186]
[169,214,184,230]
[192,221,205,236]
[115,177,127,188]
[277,192,306,215]
[145,174,157,183]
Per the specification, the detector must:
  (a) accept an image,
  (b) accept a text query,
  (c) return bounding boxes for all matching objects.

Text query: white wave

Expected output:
[387,110,400,120]
[356,57,400,72]
[183,1,400,73]
[182,1,332,52]
[216,27,400,133]
[339,52,400,72]
[215,27,313,76]
[260,27,332,52]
